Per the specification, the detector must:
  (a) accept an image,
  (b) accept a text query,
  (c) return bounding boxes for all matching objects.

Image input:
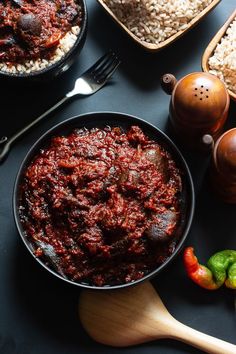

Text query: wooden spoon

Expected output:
[79,281,236,354]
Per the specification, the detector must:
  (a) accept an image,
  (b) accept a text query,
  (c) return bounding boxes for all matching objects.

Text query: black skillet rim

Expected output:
[13,111,195,290]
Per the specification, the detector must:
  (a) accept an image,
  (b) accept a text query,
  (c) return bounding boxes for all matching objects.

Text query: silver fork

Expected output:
[0,51,120,163]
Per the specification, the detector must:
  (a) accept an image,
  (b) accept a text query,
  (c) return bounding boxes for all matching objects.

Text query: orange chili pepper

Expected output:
[183,247,221,290]
[184,247,236,290]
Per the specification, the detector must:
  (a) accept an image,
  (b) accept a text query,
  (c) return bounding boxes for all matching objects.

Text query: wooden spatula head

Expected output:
[79,281,174,347]
[79,281,236,354]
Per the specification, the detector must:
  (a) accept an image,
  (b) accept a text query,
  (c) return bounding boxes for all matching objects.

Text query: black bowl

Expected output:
[0,0,87,84]
[13,112,195,289]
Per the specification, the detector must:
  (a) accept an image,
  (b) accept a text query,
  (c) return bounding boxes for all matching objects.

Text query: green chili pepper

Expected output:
[183,247,236,290]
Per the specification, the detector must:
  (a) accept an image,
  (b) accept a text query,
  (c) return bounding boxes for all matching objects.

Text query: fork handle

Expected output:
[0,95,69,164]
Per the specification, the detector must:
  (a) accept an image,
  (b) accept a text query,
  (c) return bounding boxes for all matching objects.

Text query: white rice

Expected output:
[0,25,80,75]
[208,18,236,94]
[102,0,213,44]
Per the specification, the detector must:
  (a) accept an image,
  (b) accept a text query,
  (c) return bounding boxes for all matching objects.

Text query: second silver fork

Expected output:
[0,51,120,163]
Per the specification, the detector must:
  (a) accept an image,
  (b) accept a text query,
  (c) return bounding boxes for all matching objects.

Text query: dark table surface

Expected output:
[1,1,236,353]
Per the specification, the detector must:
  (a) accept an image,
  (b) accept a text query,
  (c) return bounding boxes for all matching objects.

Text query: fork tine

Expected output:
[96,58,121,83]
[106,59,121,78]
[94,54,120,77]
[84,51,114,75]
[92,52,116,74]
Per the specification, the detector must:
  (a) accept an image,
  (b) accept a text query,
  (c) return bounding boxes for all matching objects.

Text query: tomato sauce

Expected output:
[0,0,82,63]
[19,126,182,286]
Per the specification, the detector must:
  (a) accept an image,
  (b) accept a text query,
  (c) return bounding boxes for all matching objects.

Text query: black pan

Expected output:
[0,0,88,84]
[13,112,195,290]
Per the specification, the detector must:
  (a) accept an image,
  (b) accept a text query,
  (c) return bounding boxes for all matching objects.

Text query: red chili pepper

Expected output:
[183,247,221,290]
[45,32,62,48]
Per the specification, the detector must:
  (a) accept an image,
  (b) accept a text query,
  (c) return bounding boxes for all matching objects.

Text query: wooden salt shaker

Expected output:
[206,128,236,203]
[161,72,230,150]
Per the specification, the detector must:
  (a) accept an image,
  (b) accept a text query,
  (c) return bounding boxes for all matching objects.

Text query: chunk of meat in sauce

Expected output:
[146,209,179,243]
[17,13,42,47]
[143,147,169,181]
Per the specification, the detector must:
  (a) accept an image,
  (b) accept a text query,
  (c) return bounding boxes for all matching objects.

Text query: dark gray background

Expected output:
[0,1,236,353]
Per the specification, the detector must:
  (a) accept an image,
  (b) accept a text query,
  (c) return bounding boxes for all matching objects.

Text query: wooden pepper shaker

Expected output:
[207,128,236,203]
[161,72,230,150]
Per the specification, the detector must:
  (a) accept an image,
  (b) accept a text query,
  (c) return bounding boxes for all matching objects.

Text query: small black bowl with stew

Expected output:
[0,0,87,82]
[13,112,195,290]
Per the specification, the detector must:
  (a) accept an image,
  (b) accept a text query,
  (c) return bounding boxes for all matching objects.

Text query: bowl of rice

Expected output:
[97,0,221,51]
[202,9,236,101]
[0,0,87,82]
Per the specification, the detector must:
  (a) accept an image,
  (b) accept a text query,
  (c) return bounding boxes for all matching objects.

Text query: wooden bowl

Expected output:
[97,0,221,52]
[202,9,236,101]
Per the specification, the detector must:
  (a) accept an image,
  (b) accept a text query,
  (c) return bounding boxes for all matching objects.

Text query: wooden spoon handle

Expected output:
[168,318,236,354]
